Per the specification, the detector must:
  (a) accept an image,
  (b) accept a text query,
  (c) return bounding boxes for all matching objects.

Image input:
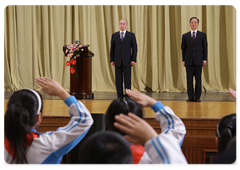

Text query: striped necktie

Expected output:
[192,32,196,41]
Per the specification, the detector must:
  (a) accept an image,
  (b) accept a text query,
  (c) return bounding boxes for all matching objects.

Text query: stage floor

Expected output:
[4,91,236,101]
[4,91,236,119]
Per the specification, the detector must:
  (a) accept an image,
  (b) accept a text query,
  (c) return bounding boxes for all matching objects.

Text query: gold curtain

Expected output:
[4,5,236,92]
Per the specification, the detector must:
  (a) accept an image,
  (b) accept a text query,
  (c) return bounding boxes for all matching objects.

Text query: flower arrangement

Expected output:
[65,42,84,80]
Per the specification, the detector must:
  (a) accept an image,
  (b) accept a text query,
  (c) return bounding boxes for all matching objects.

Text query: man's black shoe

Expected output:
[195,99,201,102]
[187,98,194,102]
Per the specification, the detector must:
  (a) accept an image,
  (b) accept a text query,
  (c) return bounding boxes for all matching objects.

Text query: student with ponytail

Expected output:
[4,77,93,164]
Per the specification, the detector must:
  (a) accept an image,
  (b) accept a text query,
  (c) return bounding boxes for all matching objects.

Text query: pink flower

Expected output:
[70,47,75,53]
[65,49,68,53]
[81,49,84,51]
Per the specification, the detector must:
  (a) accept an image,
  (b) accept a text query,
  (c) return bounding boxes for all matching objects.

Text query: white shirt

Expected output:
[191,30,197,37]
[119,30,126,39]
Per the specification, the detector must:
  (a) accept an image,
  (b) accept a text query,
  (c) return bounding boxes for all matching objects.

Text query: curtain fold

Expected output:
[4,5,236,92]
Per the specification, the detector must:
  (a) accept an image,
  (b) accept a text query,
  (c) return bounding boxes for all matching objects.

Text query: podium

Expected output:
[63,45,94,99]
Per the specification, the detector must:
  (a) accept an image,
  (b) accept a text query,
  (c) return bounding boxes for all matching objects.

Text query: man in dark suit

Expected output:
[181,17,208,102]
[110,19,137,99]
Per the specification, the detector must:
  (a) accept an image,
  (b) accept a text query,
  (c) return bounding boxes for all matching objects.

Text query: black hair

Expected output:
[78,131,133,164]
[4,89,43,163]
[216,113,236,152]
[105,98,144,135]
[189,17,199,23]
[213,136,236,164]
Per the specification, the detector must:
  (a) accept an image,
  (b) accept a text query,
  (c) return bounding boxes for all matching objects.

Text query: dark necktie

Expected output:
[121,32,124,42]
[192,32,196,41]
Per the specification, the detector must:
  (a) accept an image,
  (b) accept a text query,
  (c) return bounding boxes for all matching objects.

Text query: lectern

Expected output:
[63,45,94,99]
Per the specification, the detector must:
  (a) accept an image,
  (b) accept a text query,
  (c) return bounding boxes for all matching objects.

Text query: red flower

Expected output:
[71,59,76,65]
[66,61,70,66]
[70,67,75,74]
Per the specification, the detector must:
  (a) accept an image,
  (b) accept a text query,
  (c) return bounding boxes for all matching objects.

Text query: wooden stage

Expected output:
[4,92,236,164]
[4,99,236,119]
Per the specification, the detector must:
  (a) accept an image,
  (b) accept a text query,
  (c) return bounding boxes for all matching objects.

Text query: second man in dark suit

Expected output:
[110,19,138,99]
[181,17,208,102]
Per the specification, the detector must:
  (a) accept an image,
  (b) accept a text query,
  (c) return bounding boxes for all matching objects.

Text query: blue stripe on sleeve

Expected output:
[179,135,185,147]
[151,138,165,164]
[163,108,174,129]
[74,102,82,123]
[156,137,170,164]
[77,102,87,123]
[159,109,171,133]
[41,128,90,164]
[151,101,164,113]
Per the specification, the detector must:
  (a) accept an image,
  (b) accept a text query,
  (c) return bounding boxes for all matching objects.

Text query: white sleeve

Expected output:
[143,101,187,164]
[27,96,94,164]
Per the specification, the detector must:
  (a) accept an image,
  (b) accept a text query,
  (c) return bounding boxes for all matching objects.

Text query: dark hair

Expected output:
[78,131,133,164]
[189,17,199,23]
[4,89,43,163]
[213,136,236,164]
[216,113,236,152]
[105,98,144,135]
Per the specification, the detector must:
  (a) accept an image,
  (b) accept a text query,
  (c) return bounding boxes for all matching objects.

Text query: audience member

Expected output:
[213,113,236,163]
[114,89,188,164]
[216,113,236,152]
[105,98,148,163]
[213,135,237,165]
[77,131,133,164]
[105,98,144,135]
[4,77,93,164]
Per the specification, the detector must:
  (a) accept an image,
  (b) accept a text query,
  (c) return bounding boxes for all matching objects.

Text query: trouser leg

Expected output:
[115,66,123,98]
[122,66,131,98]
[186,66,194,99]
[194,65,203,100]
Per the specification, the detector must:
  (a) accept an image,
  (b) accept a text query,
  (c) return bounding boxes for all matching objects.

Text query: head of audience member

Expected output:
[105,98,144,135]
[216,113,236,152]
[5,89,43,163]
[77,131,133,164]
[213,135,237,165]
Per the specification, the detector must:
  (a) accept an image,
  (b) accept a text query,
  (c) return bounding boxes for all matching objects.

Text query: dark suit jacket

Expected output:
[110,31,137,67]
[181,31,208,66]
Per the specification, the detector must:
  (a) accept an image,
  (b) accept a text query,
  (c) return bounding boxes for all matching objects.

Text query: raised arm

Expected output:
[35,77,70,100]
[114,89,187,164]
[34,77,93,164]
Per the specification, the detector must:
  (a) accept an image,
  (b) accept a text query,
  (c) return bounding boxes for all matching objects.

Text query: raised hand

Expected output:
[114,112,158,145]
[35,77,70,100]
[229,88,236,100]
[125,89,157,107]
